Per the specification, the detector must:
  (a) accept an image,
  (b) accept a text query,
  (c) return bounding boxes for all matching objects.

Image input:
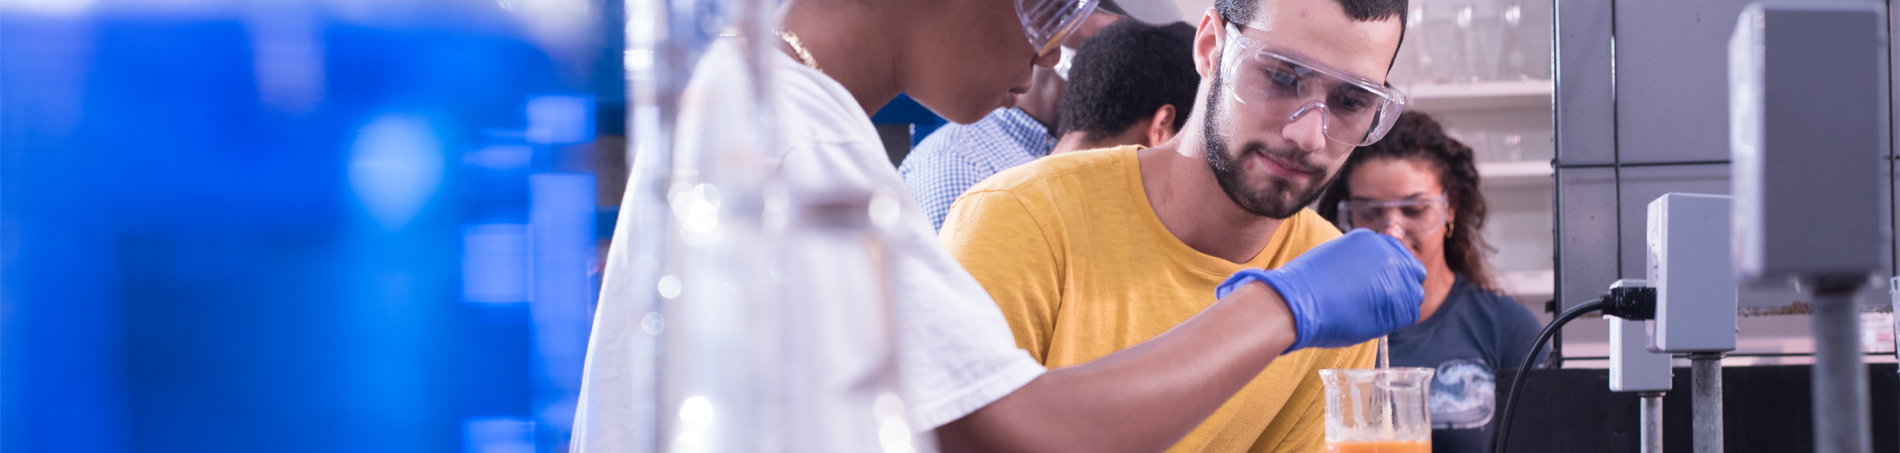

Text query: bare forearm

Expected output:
[937,282,1294,453]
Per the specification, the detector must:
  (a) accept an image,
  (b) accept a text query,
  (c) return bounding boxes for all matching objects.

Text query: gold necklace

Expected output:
[775,30,821,72]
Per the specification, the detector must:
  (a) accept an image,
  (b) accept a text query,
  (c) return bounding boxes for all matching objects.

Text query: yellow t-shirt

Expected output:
[939,146,1376,453]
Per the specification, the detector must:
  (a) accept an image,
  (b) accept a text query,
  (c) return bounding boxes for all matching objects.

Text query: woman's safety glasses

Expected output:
[1018,0,1100,56]
[1221,23,1407,147]
[1336,195,1449,239]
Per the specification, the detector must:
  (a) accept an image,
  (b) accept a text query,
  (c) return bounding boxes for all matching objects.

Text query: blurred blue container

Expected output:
[0,1,611,451]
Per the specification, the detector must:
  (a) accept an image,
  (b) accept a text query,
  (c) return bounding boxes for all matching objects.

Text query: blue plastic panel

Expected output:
[1,2,604,452]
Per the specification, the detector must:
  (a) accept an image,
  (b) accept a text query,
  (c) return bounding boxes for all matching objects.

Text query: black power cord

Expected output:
[1492,298,1603,453]
[1493,285,1658,453]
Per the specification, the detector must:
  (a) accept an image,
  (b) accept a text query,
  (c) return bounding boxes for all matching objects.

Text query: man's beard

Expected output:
[1202,73,1334,220]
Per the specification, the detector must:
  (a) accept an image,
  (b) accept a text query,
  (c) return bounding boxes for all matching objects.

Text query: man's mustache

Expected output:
[1238,142,1324,177]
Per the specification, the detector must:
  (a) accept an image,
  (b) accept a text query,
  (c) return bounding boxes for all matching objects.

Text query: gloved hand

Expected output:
[1215,228,1426,353]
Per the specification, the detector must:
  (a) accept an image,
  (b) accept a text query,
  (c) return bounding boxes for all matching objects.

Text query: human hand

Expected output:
[1215,229,1426,353]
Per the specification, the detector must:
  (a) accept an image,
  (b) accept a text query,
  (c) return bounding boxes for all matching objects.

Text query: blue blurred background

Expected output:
[1,0,626,451]
[0,0,942,451]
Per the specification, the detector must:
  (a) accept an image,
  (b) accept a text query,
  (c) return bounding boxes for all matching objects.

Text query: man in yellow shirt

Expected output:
[940,0,1416,450]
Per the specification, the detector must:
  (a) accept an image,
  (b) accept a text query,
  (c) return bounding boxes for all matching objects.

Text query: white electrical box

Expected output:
[1609,280,1673,392]
[1611,322,1674,392]
[1647,193,1738,353]
[1729,1,1888,284]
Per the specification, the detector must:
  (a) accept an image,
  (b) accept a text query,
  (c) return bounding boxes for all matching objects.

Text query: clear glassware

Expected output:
[1463,0,1505,82]
[643,0,907,450]
[1320,368,1435,453]
[1454,2,1475,82]
[1420,0,1465,84]
[1498,2,1529,81]
[1445,127,1493,161]
[1386,5,1428,86]
[759,191,908,452]
[1497,131,1526,161]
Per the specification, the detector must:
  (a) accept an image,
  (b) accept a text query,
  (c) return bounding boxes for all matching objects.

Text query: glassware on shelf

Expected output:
[1494,131,1524,161]
[1400,0,1552,84]
[1517,1,1554,81]
[1498,2,1529,81]
[1444,127,1488,159]
[1387,5,1429,86]
[1455,2,1481,83]
[1462,0,1507,82]
[1446,127,1545,163]
[1419,0,1466,84]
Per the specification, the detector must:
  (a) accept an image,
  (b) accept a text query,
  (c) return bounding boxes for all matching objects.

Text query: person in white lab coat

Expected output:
[576,0,1426,451]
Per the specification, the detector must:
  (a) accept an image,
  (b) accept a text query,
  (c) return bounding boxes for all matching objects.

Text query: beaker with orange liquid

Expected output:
[1319,368,1434,453]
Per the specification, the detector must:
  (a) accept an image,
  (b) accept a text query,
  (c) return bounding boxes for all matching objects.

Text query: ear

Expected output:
[1147,104,1178,145]
[1193,7,1224,79]
[1440,187,1458,232]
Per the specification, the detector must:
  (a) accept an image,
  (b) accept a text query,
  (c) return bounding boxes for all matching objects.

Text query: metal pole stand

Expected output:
[1812,277,1871,453]
[1686,352,1724,453]
[1639,391,1666,453]
[1891,277,1899,453]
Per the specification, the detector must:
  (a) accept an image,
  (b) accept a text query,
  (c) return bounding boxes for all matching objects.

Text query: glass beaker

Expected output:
[1419,0,1464,83]
[1386,4,1428,86]
[1497,2,1529,81]
[1319,368,1435,453]
[1461,0,1505,82]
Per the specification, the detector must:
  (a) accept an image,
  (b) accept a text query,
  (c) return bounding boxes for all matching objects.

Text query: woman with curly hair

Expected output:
[1317,111,1543,453]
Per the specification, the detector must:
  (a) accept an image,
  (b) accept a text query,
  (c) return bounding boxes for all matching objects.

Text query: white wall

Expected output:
[1174,0,1215,21]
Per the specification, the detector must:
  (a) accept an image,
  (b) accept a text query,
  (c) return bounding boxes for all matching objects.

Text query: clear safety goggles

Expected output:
[1221,22,1407,147]
[1019,0,1100,56]
[1336,195,1448,239]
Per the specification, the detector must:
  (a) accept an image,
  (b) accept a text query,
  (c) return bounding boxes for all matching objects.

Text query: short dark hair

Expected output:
[1056,21,1199,142]
[1215,0,1408,70]
[1316,111,1498,291]
[1215,0,1407,25]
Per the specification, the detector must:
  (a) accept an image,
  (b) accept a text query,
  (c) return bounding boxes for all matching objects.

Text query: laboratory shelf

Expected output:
[1402,80,1554,112]
[1477,160,1554,188]
[1495,268,1555,299]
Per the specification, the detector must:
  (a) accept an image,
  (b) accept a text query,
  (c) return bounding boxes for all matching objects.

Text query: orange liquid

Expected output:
[1324,440,1431,453]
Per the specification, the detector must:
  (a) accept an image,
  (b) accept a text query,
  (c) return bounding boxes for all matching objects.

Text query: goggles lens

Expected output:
[1018,0,1100,56]
[1337,196,1448,239]
[1222,23,1407,147]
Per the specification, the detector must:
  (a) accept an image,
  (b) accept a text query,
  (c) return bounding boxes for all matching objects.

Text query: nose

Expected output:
[1380,209,1407,234]
[1282,104,1329,153]
[1382,221,1406,240]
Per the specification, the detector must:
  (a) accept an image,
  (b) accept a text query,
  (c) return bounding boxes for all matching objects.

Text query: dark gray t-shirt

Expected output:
[1388,274,1544,453]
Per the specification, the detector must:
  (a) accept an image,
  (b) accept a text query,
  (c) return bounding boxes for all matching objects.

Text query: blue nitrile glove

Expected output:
[1215,229,1426,353]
